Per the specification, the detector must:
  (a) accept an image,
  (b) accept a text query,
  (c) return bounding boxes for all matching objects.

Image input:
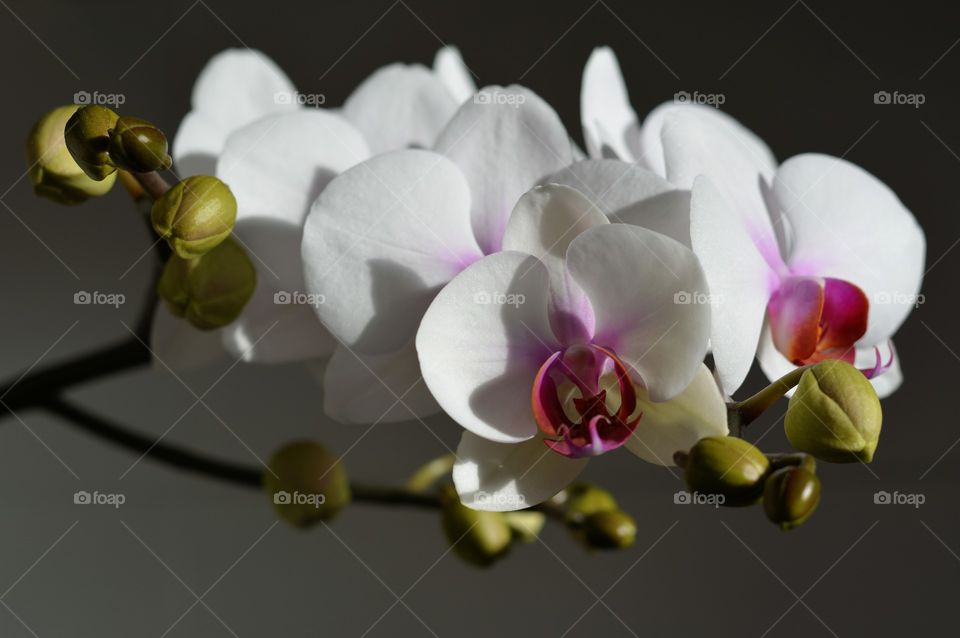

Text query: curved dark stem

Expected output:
[132,171,171,201]
[351,484,441,510]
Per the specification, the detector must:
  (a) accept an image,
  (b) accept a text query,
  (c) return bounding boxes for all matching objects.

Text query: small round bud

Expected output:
[564,483,618,523]
[439,486,511,567]
[679,436,770,506]
[763,466,821,530]
[27,105,116,204]
[151,175,237,259]
[263,441,351,528]
[157,237,256,330]
[785,360,882,463]
[64,105,119,180]
[504,511,546,543]
[581,510,637,549]
[108,116,172,173]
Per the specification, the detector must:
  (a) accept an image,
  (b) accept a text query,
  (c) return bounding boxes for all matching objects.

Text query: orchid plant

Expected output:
[18,44,925,564]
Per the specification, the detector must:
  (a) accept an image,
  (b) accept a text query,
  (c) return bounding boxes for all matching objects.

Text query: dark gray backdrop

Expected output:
[0,1,956,636]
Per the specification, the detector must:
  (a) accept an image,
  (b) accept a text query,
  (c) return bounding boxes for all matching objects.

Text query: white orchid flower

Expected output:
[152,47,474,376]
[413,183,726,511]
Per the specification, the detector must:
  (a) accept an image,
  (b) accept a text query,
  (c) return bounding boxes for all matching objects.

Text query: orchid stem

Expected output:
[730,365,812,431]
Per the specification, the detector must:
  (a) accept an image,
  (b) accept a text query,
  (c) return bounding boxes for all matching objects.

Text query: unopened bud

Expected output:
[27,105,116,204]
[677,436,769,506]
[151,175,237,258]
[108,116,172,173]
[439,485,511,567]
[581,510,637,549]
[263,441,351,528]
[763,466,821,530]
[564,483,618,523]
[785,360,882,463]
[157,237,256,330]
[64,105,119,180]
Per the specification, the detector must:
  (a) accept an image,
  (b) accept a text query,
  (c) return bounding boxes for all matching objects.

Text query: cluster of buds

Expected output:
[28,104,251,330]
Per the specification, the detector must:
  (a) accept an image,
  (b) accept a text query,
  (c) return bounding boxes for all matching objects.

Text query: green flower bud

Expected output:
[763,466,821,530]
[157,237,256,330]
[439,485,511,567]
[564,483,618,523]
[108,116,172,173]
[151,175,237,258]
[263,441,351,528]
[678,436,770,506]
[504,511,545,543]
[785,360,882,463]
[64,105,119,180]
[27,106,117,204]
[581,510,637,549]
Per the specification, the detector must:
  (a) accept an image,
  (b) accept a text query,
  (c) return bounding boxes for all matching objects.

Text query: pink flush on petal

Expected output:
[531,344,641,459]
[767,276,869,366]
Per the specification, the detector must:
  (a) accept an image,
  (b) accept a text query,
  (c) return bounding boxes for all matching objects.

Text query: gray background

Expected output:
[0,0,956,635]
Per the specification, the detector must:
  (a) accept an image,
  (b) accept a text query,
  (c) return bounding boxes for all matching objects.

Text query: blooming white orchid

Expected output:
[151,47,476,378]
[581,47,925,397]
[414,183,726,510]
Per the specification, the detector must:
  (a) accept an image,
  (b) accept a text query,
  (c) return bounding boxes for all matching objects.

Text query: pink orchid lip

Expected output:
[767,276,869,367]
[531,344,641,459]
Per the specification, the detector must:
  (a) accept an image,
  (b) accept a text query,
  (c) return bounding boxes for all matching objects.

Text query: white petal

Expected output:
[149,306,228,371]
[545,159,691,246]
[626,364,729,465]
[638,101,777,179]
[690,176,775,395]
[453,432,588,511]
[172,49,297,176]
[416,252,559,443]
[343,63,459,154]
[502,184,608,342]
[433,46,477,104]
[566,224,711,401]
[580,47,640,161]
[434,85,573,254]
[303,149,481,354]
[772,154,926,344]
[659,108,779,251]
[217,110,370,227]
[322,343,441,424]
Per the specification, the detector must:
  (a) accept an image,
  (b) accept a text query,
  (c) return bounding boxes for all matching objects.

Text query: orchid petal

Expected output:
[432,46,477,104]
[580,47,640,161]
